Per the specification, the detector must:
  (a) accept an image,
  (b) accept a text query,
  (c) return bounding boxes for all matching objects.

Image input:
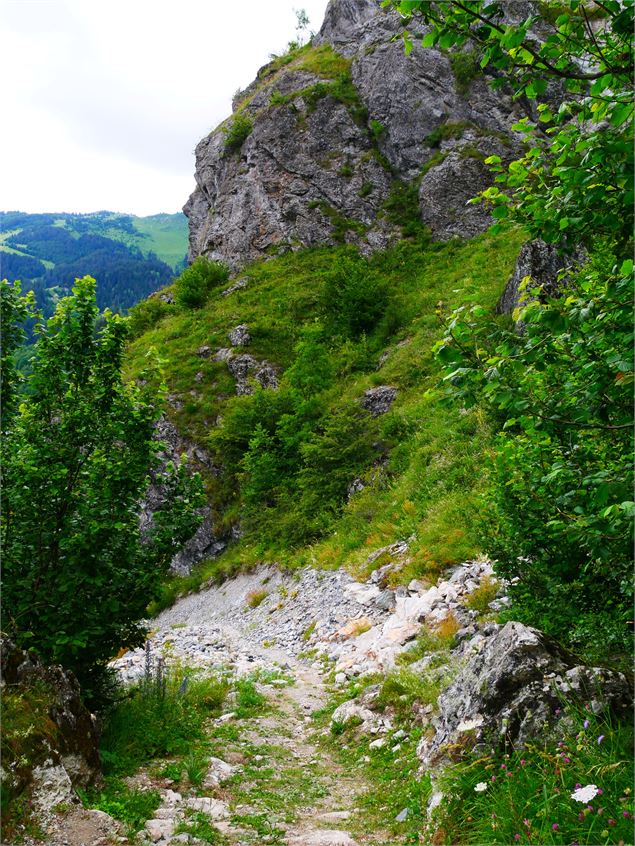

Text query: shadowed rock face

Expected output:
[496,238,586,315]
[1,637,101,812]
[184,0,528,268]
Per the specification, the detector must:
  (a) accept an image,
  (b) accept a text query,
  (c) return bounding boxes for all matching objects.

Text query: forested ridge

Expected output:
[0,211,187,332]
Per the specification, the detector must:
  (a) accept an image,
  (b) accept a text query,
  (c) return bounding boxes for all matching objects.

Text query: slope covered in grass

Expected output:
[125,228,524,597]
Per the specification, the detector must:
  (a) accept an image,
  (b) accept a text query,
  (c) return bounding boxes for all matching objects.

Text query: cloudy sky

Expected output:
[1,0,329,216]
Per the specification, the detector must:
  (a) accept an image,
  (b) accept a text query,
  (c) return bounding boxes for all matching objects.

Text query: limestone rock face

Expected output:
[141,417,226,575]
[497,238,585,315]
[0,637,101,812]
[185,0,528,268]
[418,621,633,768]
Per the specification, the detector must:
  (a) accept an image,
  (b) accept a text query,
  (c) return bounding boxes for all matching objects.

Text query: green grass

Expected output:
[176,809,225,843]
[131,213,188,270]
[125,228,524,602]
[79,779,161,839]
[433,707,634,845]
[98,670,229,776]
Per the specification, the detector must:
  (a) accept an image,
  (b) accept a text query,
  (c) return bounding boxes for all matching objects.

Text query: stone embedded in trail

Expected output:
[185,796,230,819]
[331,700,376,730]
[145,817,174,842]
[202,756,237,788]
[286,831,360,846]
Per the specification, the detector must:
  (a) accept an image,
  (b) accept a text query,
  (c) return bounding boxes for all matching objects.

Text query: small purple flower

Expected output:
[491,775,496,782]
[597,734,605,745]
[597,788,603,795]
[514,835,521,842]
[501,763,507,770]
[575,783,581,789]
[583,719,590,729]
[623,811,630,819]
[552,823,559,831]
[587,806,594,812]
[608,818,616,826]
[491,813,497,819]
[562,756,571,764]
[520,759,526,766]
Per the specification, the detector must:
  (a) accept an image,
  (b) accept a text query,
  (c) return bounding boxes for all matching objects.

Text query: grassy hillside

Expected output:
[125,228,525,602]
[130,213,189,270]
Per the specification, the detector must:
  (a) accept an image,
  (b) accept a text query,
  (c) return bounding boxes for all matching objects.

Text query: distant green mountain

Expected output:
[0,211,189,332]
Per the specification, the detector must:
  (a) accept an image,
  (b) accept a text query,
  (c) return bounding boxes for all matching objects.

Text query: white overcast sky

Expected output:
[1,0,330,216]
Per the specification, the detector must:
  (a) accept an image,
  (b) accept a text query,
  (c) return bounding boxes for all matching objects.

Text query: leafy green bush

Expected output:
[223,112,253,153]
[128,295,170,337]
[174,257,229,309]
[0,278,205,703]
[382,180,430,239]
[322,253,388,339]
[449,48,481,95]
[436,256,634,661]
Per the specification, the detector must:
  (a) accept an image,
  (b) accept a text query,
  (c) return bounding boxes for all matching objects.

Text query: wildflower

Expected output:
[555,708,562,715]
[597,788,604,795]
[583,719,590,729]
[623,811,630,818]
[562,756,571,764]
[514,835,521,841]
[491,813,497,819]
[523,819,530,827]
[552,823,559,831]
[501,764,507,770]
[608,819,616,826]
[474,782,488,792]
[597,734,605,744]
[520,759,526,765]
[570,784,599,803]
[575,783,581,789]
[491,775,496,782]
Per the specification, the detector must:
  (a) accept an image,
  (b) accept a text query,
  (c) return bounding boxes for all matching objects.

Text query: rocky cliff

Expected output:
[184,0,528,268]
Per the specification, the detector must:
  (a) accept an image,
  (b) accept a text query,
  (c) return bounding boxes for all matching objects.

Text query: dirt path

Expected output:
[206,641,391,846]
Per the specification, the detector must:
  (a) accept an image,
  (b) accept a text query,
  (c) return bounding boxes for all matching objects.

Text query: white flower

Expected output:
[571,784,599,803]
[474,782,488,793]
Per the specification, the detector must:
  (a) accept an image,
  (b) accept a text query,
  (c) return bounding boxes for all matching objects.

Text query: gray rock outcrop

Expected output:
[1,637,101,815]
[497,238,585,315]
[185,0,528,268]
[418,621,633,768]
[141,417,226,575]
[228,324,251,347]
[361,385,397,416]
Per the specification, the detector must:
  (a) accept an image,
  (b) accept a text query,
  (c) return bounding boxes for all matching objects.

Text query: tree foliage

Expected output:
[390,0,634,659]
[1,277,204,700]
